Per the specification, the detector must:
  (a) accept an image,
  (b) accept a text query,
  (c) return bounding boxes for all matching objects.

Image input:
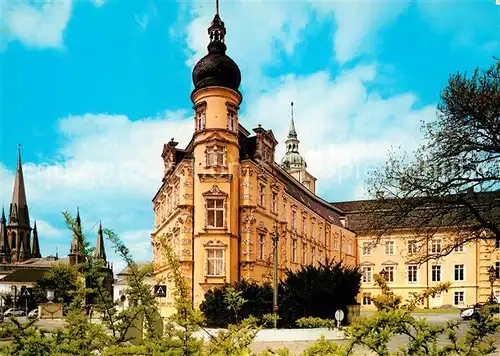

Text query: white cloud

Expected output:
[1,0,108,50]
[32,219,66,238]
[182,1,309,93]
[1,0,72,49]
[312,1,410,63]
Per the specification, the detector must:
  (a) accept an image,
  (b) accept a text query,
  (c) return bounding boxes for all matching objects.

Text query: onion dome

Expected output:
[192,3,241,94]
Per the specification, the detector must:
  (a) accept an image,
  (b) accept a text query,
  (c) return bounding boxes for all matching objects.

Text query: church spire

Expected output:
[0,208,9,254]
[9,145,29,227]
[31,221,41,258]
[94,222,107,262]
[207,0,227,53]
[69,207,84,265]
[280,101,307,171]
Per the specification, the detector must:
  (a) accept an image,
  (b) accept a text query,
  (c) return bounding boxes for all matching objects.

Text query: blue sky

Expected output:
[1,0,499,272]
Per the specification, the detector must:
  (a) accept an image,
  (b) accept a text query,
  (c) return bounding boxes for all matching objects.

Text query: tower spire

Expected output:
[0,209,10,262]
[207,0,226,53]
[94,221,107,262]
[9,144,30,227]
[31,221,41,258]
[216,0,219,15]
[69,207,84,265]
[288,101,297,139]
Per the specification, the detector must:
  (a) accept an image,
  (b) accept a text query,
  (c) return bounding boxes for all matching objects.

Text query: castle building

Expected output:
[334,198,500,309]
[0,147,112,295]
[151,3,357,313]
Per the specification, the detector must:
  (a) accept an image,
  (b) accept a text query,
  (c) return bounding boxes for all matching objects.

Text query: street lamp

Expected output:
[10,285,19,309]
[47,289,55,303]
[272,224,280,329]
[488,265,497,304]
[379,269,388,282]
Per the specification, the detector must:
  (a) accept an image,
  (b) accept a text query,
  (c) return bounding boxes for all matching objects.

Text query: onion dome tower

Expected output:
[191,0,241,97]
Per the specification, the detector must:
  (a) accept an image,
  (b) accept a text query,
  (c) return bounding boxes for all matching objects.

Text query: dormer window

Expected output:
[206,145,225,167]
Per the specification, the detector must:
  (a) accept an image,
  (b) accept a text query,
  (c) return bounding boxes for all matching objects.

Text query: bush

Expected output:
[201,279,273,327]
[202,260,361,328]
[278,260,361,328]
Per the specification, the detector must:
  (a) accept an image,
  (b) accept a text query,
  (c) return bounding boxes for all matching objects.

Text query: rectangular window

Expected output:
[383,266,395,283]
[207,145,224,166]
[454,237,464,252]
[311,246,315,265]
[362,266,372,283]
[292,239,297,263]
[362,293,372,306]
[453,291,465,306]
[385,241,395,255]
[407,265,418,283]
[207,249,224,276]
[292,210,297,230]
[333,233,339,251]
[259,184,266,207]
[494,290,500,303]
[347,240,353,255]
[206,198,224,228]
[258,234,265,260]
[407,240,417,254]
[302,216,307,235]
[431,239,442,254]
[227,108,236,131]
[431,265,441,282]
[302,244,307,264]
[362,242,372,256]
[454,264,465,281]
[196,109,206,130]
[271,192,278,214]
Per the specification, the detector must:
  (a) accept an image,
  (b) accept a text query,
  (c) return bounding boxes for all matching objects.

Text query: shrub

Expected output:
[201,279,273,327]
[278,260,361,327]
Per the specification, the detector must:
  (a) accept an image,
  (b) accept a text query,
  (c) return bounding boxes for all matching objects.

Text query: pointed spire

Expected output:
[9,145,30,227]
[70,207,83,254]
[31,221,41,258]
[288,101,297,139]
[18,237,26,260]
[0,208,9,253]
[94,222,107,262]
[207,0,227,53]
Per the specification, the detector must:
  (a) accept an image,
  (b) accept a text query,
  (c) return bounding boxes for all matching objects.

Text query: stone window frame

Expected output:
[258,232,266,260]
[204,239,227,277]
[291,238,298,263]
[205,142,227,168]
[362,293,372,306]
[430,238,442,254]
[291,207,298,231]
[385,240,395,255]
[310,245,316,266]
[382,263,397,283]
[453,291,466,306]
[301,243,307,265]
[302,214,307,236]
[194,101,207,131]
[407,240,418,254]
[203,185,228,230]
[333,232,340,251]
[361,263,373,283]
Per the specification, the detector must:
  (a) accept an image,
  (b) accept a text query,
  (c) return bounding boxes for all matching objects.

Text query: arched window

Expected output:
[11,232,16,248]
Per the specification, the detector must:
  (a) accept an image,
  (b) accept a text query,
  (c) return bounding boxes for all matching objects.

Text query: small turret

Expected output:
[31,221,41,258]
[94,222,107,263]
[0,209,11,263]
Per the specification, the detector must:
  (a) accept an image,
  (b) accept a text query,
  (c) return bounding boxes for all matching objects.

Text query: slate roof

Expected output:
[1,268,47,283]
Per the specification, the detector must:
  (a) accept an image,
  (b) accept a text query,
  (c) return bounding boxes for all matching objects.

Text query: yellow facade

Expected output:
[356,231,500,309]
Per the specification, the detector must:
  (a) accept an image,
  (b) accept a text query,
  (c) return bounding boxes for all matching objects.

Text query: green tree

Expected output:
[278,260,361,327]
[32,262,79,306]
[366,60,500,262]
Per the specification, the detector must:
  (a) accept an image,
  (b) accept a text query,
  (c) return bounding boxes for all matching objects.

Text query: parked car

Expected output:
[3,308,25,317]
[28,309,39,319]
[460,302,499,320]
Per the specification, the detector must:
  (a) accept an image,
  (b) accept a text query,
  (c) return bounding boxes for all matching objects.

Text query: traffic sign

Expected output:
[153,285,167,297]
[334,309,344,322]
[20,287,33,298]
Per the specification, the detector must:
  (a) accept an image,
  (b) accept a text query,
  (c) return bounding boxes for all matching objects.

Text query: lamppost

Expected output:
[379,269,388,282]
[487,265,497,304]
[272,224,280,329]
[10,285,19,309]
